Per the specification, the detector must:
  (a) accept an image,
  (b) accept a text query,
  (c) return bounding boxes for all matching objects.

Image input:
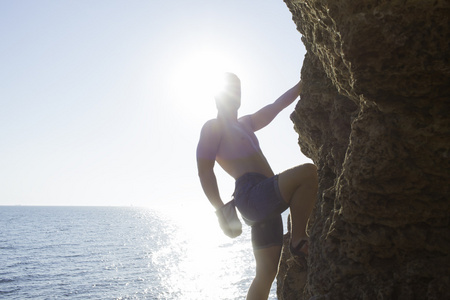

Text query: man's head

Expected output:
[215,72,241,113]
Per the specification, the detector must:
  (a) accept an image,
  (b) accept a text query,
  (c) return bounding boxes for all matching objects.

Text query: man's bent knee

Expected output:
[278,163,318,203]
[290,163,317,183]
[301,163,317,173]
[303,163,318,181]
[300,163,318,192]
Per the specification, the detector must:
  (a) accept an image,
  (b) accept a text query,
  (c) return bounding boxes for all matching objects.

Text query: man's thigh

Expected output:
[277,163,317,202]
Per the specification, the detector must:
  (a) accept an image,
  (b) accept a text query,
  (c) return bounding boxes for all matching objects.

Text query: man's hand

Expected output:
[246,80,303,132]
[215,201,242,238]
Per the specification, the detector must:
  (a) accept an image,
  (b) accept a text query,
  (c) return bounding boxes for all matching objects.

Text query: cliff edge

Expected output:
[277,1,450,299]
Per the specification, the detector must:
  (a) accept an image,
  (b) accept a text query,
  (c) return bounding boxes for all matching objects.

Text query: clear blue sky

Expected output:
[0,0,309,207]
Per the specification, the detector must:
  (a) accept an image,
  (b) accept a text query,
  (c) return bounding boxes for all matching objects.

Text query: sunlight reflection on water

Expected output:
[0,206,281,299]
[151,204,266,300]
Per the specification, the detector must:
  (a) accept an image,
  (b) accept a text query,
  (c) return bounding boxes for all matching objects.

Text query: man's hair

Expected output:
[215,72,241,110]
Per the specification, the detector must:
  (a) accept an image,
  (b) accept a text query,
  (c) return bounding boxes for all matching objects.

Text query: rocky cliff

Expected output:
[277,1,450,299]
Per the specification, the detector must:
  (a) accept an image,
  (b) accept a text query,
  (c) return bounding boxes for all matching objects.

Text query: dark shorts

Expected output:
[234,173,289,250]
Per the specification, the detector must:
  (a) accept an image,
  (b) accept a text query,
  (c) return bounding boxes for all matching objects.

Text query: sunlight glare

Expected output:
[152,203,253,299]
[169,48,241,119]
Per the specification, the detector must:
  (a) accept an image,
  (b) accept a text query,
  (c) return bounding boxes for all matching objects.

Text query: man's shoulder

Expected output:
[201,118,221,130]
[200,119,222,136]
[238,115,254,131]
[238,115,251,124]
[203,118,219,126]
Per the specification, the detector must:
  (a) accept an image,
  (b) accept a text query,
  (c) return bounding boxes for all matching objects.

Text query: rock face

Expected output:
[277,1,450,299]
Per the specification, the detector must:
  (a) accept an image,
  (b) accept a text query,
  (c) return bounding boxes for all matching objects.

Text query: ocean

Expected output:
[0,206,288,299]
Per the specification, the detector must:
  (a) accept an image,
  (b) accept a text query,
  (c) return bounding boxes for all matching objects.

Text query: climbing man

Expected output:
[196,73,318,299]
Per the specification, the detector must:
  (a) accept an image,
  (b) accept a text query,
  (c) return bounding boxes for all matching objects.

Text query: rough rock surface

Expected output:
[277,1,450,299]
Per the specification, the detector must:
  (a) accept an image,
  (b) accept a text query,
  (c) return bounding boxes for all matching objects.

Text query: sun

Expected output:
[169,47,240,118]
[177,52,226,98]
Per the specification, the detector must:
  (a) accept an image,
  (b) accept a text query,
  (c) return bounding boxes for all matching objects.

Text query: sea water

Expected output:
[0,206,287,299]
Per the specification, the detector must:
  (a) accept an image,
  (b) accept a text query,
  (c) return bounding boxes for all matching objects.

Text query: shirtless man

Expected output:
[196,73,318,300]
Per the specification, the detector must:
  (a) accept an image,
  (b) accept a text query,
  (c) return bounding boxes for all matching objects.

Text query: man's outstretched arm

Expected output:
[247,80,302,132]
[196,120,224,210]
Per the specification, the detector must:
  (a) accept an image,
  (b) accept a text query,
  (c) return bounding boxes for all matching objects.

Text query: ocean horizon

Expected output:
[1,205,288,299]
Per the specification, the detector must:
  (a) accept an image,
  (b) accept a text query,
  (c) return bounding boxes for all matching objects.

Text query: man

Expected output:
[196,73,318,300]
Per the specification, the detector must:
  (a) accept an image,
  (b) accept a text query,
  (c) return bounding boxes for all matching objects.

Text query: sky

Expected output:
[0,0,310,208]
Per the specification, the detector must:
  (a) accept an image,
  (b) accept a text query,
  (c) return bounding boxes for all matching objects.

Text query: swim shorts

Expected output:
[233,173,289,250]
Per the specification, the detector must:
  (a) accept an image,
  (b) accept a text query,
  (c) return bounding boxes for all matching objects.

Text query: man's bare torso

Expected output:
[214,116,274,179]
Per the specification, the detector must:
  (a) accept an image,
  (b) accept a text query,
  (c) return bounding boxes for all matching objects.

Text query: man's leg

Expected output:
[247,245,282,300]
[277,163,318,248]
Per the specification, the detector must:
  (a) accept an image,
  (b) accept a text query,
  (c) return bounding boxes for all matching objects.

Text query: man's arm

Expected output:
[196,120,224,210]
[247,80,302,132]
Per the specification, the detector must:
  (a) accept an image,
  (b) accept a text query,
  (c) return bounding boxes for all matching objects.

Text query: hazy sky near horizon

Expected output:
[0,0,310,208]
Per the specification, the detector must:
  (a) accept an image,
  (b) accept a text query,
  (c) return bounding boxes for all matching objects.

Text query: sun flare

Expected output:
[169,48,242,118]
